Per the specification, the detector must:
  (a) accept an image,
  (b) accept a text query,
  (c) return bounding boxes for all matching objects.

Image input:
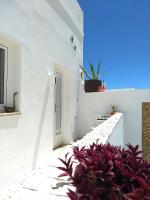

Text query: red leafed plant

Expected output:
[57,143,150,200]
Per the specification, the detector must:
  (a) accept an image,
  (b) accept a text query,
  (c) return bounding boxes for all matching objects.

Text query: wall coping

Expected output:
[74,113,124,147]
[81,89,150,95]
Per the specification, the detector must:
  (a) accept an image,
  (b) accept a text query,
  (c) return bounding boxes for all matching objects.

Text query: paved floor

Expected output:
[1,145,73,200]
[1,114,119,200]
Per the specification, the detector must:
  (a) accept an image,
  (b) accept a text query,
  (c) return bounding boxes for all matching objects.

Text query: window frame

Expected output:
[0,44,8,106]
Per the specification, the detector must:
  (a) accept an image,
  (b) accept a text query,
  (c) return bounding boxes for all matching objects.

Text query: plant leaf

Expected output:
[57,166,67,172]
[90,63,96,79]
[96,62,101,79]
[58,158,67,167]
[58,172,69,177]
[79,64,91,80]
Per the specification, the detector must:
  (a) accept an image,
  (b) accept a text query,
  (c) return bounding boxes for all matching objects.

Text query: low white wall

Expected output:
[107,113,124,147]
[79,89,150,150]
[75,113,124,147]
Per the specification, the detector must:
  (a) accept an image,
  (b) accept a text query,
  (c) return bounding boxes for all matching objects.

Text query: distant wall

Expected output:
[79,89,150,149]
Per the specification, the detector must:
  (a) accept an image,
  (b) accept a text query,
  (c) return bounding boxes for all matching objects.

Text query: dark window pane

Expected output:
[0,48,5,104]
[55,72,62,135]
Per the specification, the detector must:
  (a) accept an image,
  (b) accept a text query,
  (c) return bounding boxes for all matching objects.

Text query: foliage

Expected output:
[111,104,118,113]
[80,63,102,80]
[58,143,150,200]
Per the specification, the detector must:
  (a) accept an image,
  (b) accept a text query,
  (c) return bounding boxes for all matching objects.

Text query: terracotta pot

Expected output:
[99,84,105,92]
[84,80,102,92]
[111,111,116,116]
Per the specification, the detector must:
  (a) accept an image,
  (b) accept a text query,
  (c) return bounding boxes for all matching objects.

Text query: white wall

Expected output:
[0,0,83,190]
[79,89,150,150]
[107,113,124,147]
[75,113,124,148]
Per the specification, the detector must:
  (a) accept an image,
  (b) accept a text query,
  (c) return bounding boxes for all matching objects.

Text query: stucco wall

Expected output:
[75,112,124,148]
[0,0,83,190]
[107,113,124,147]
[79,89,150,150]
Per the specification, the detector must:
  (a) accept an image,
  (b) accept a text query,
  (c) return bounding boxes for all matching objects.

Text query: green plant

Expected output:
[111,104,118,113]
[80,63,102,80]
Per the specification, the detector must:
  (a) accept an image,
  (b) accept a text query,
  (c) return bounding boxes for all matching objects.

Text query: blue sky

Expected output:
[77,0,150,89]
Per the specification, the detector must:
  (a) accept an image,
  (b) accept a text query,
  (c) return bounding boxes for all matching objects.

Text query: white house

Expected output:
[1,0,150,196]
[0,0,83,190]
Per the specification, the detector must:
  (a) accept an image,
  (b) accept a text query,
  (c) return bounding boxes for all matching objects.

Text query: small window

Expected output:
[0,38,20,113]
[0,45,7,107]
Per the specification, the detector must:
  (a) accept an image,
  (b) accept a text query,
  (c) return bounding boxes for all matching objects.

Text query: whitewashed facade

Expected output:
[0,0,83,190]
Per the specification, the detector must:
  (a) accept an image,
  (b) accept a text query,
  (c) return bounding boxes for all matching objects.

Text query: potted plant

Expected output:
[80,63,104,92]
[111,104,118,115]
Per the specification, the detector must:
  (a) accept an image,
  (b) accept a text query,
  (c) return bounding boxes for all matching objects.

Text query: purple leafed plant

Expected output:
[57,143,150,200]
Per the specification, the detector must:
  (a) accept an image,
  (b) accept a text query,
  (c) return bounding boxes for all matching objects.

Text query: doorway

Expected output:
[53,71,63,149]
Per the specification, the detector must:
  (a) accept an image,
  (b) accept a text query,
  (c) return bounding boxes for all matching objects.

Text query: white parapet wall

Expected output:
[75,113,124,147]
[107,113,124,147]
[79,89,150,150]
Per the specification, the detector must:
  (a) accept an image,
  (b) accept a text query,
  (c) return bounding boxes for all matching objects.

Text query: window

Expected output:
[0,37,20,113]
[0,44,7,106]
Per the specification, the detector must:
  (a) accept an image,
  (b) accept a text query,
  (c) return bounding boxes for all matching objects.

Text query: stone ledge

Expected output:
[74,112,123,147]
[0,112,21,117]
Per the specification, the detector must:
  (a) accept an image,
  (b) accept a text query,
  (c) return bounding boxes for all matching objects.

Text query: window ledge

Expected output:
[0,112,21,117]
